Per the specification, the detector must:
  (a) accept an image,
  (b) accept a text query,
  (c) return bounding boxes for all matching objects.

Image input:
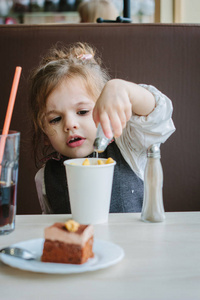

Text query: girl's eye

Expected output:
[77,110,89,115]
[49,116,61,124]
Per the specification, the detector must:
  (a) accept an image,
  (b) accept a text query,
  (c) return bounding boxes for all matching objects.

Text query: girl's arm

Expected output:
[114,84,175,180]
[93,79,155,138]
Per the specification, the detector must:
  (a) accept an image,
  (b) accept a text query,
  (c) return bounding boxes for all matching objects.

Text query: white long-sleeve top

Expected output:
[35,84,176,214]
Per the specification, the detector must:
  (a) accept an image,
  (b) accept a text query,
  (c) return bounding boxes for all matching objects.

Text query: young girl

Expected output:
[29,42,175,214]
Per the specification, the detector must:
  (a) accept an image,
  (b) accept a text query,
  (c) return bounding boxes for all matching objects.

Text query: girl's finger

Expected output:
[124,102,132,121]
[118,111,127,129]
[92,107,100,127]
[109,113,123,138]
[99,113,113,139]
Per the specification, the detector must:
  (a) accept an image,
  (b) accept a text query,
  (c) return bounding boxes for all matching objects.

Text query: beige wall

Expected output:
[160,0,173,23]
[181,0,200,23]
[156,0,200,23]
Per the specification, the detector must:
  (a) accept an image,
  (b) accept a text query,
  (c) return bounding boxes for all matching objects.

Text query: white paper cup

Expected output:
[64,158,116,224]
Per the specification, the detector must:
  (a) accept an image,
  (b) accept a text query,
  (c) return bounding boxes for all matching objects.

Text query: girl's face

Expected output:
[44,77,97,158]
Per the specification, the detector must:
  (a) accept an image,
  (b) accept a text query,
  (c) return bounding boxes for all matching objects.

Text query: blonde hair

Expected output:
[29,42,110,165]
[78,0,119,23]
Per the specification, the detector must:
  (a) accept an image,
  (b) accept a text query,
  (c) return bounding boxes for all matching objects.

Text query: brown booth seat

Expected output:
[0,23,199,214]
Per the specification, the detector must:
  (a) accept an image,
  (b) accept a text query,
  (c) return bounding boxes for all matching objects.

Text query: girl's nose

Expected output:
[64,126,77,132]
[63,119,78,132]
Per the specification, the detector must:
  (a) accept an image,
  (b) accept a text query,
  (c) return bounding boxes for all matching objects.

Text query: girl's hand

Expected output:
[93,79,132,139]
[93,79,155,139]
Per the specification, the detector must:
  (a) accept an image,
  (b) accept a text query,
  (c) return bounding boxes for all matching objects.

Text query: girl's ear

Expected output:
[44,134,50,146]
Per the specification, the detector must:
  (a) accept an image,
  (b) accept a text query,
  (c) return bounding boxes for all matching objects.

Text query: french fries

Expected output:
[82,158,90,165]
[82,157,114,165]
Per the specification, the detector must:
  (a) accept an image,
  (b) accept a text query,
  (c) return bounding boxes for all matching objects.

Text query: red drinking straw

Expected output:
[0,66,22,175]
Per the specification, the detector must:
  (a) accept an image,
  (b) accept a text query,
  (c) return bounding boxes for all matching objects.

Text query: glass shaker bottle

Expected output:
[141,143,165,222]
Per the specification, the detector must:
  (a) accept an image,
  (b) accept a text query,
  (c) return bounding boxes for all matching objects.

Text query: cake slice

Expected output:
[41,220,94,264]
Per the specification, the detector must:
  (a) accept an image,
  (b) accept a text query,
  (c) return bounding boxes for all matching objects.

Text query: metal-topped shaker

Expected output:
[141,143,165,222]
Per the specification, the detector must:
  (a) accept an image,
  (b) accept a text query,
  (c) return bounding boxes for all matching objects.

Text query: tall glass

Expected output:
[0,131,20,235]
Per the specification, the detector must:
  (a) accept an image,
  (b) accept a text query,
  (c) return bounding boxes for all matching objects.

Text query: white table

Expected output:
[0,212,200,300]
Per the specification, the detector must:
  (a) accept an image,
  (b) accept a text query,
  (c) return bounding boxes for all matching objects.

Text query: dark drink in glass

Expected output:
[0,131,20,235]
[0,182,16,233]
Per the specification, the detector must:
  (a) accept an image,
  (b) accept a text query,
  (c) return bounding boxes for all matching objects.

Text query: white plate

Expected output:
[0,238,124,274]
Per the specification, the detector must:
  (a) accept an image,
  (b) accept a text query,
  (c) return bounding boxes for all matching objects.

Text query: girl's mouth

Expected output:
[67,136,85,148]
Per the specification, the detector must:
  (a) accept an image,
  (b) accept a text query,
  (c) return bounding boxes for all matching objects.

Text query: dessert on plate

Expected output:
[41,220,94,264]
